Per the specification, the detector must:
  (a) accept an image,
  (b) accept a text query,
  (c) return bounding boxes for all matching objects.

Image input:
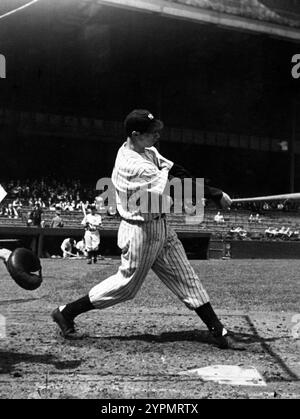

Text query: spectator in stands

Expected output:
[265,226,273,239]
[6,203,18,219]
[270,227,280,239]
[0,206,6,217]
[229,225,247,240]
[29,203,43,227]
[35,197,46,208]
[48,199,56,211]
[255,214,261,223]
[229,225,237,236]
[277,202,284,210]
[238,226,247,239]
[278,226,292,240]
[248,214,254,223]
[50,210,64,228]
[263,202,270,211]
[214,211,225,223]
[61,238,77,258]
[70,200,77,211]
[12,197,22,212]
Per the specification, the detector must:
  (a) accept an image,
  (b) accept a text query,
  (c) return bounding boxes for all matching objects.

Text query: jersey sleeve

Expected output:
[138,162,170,195]
[148,147,174,170]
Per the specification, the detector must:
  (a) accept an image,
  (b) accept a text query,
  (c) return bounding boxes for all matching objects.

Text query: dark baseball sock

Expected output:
[195,302,226,336]
[92,251,97,259]
[87,251,92,260]
[61,295,94,320]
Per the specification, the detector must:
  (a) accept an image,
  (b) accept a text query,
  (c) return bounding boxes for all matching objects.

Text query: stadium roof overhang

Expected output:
[96,0,300,42]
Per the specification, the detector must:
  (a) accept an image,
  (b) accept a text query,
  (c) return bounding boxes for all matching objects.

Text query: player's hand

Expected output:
[220,192,232,210]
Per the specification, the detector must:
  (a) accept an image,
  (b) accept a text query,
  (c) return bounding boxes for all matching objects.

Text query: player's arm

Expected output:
[60,243,67,253]
[148,147,174,172]
[168,162,231,209]
[139,162,172,196]
[61,243,76,257]
[138,163,173,213]
[81,216,89,228]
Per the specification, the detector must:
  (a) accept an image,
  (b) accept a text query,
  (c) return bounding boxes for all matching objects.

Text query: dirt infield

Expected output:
[0,259,299,399]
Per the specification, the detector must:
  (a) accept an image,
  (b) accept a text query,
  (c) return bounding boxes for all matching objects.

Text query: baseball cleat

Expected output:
[87,259,92,265]
[211,329,246,350]
[51,308,82,339]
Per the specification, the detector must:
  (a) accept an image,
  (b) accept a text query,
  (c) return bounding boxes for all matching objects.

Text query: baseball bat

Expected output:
[81,202,87,217]
[232,192,300,203]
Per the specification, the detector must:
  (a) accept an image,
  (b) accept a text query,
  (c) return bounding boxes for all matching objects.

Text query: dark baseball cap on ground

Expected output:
[124,109,163,136]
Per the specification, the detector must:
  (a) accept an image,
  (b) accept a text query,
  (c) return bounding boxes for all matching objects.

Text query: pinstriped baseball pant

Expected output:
[89,217,210,310]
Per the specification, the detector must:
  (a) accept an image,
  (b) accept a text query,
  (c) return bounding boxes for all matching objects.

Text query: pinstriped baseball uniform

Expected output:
[81,213,102,251]
[52,109,237,349]
[89,143,209,310]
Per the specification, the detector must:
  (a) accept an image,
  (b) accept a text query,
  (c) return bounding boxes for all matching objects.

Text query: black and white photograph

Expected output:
[0,0,299,401]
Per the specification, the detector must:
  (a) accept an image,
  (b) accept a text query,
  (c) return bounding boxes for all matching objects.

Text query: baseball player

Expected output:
[76,238,88,257]
[52,109,243,350]
[60,238,77,258]
[81,205,102,264]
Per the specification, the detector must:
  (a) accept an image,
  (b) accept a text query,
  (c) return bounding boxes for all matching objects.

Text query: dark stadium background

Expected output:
[0,0,299,196]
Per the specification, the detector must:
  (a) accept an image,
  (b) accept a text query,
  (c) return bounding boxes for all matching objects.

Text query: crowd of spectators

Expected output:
[0,178,94,208]
[1,179,300,242]
[228,226,248,240]
[232,199,300,213]
[0,178,112,222]
[264,226,299,240]
[227,225,300,241]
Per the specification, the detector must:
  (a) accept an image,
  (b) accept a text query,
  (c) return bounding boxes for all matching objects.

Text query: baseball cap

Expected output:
[124,109,163,136]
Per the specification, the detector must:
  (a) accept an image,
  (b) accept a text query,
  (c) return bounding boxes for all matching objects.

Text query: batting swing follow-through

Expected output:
[51,109,245,350]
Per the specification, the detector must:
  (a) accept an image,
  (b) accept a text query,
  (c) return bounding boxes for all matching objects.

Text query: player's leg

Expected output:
[88,220,165,309]
[84,231,93,264]
[151,226,242,349]
[91,233,100,263]
[52,219,165,337]
[93,231,101,263]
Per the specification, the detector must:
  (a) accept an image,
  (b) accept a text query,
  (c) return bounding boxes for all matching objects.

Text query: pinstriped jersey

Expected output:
[112,143,174,221]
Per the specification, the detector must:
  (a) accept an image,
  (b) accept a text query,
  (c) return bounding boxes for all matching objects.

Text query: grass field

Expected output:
[0,258,299,399]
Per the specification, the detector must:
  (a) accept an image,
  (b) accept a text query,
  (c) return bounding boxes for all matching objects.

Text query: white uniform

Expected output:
[89,143,209,310]
[81,213,102,251]
[76,239,87,256]
[61,238,76,258]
